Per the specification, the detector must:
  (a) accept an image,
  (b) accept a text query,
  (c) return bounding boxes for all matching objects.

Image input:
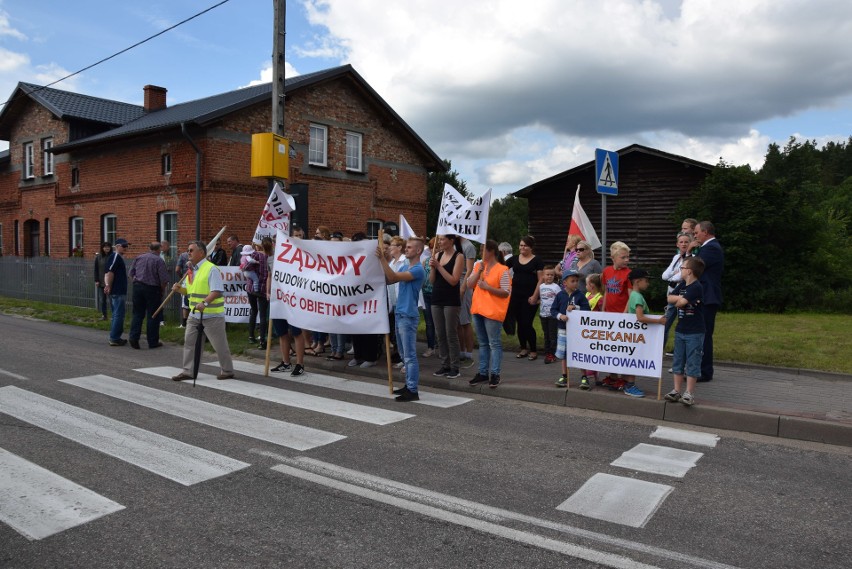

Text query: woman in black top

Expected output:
[94,242,113,320]
[429,234,465,378]
[509,235,545,360]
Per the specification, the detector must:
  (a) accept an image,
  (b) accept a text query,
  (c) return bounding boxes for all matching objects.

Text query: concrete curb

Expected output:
[248,349,852,448]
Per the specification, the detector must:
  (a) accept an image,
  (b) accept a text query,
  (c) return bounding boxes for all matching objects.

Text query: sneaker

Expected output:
[681,391,695,406]
[579,376,591,390]
[394,361,405,369]
[291,364,305,377]
[395,390,419,402]
[446,369,461,379]
[544,354,555,364]
[129,339,140,349]
[664,390,681,402]
[216,372,234,380]
[601,376,626,391]
[488,374,500,388]
[422,348,435,357]
[623,384,645,398]
[346,347,355,355]
[664,352,674,357]
[178,324,185,329]
[555,375,567,388]
[393,386,410,395]
[468,373,488,385]
[668,368,673,374]
[108,339,127,346]
[433,367,450,377]
[461,357,476,369]
[347,358,361,367]
[271,362,291,373]
[257,341,267,350]
[360,361,376,368]
[248,336,257,343]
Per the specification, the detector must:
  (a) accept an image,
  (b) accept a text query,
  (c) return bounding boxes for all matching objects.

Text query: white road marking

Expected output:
[0,447,125,541]
[61,374,345,451]
[557,473,673,528]
[0,386,249,486]
[203,360,473,408]
[134,366,413,425]
[0,368,28,380]
[272,463,662,569]
[611,443,704,478]
[253,452,741,569]
[650,426,719,448]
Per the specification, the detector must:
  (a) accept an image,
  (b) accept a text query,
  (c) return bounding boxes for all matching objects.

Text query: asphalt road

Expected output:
[1,314,850,569]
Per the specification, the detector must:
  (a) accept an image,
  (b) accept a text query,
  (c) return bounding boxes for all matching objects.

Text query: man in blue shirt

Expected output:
[378,237,426,401]
[103,238,130,346]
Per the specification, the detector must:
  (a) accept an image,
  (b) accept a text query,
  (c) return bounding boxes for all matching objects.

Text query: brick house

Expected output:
[0,65,444,258]
[514,144,714,267]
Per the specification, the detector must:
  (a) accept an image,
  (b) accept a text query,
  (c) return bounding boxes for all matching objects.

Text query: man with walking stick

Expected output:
[170,240,235,381]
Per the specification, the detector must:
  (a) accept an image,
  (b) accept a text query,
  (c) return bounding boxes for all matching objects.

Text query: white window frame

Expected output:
[345,131,363,172]
[309,123,328,166]
[70,217,84,253]
[162,153,171,175]
[23,142,34,179]
[71,167,80,187]
[43,138,54,176]
[159,211,178,258]
[366,219,383,240]
[103,214,117,245]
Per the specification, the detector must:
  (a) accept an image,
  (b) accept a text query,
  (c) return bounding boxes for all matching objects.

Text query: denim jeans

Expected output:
[330,334,348,355]
[672,331,704,378]
[396,314,420,392]
[472,314,503,377]
[96,285,109,318]
[109,294,127,341]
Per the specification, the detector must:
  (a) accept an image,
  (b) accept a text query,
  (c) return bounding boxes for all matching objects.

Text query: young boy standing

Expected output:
[600,241,632,390]
[539,266,561,364]
[551,270,590,388]
[665,257,706,406]
[621,268,667,398]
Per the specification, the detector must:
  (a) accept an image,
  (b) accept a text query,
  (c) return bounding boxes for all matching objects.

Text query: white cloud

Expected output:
[0,9,26,40]
[242,61,301,88]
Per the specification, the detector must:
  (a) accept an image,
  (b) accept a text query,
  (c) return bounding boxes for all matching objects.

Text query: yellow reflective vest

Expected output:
[186,260,225,315]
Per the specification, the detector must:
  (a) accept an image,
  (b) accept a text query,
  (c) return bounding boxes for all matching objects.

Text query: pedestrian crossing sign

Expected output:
[595,149,619,196]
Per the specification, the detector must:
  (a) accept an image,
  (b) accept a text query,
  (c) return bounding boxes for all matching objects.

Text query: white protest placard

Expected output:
[566,312,664,377]
[218,266,251,323]
[253,182,296,244]
[269,231,389,334]
[435,184,490,242]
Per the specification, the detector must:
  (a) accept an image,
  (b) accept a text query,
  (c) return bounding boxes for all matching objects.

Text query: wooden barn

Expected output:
[513,144,714,267]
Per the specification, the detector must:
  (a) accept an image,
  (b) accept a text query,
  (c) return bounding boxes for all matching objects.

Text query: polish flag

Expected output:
[568,185,601,250]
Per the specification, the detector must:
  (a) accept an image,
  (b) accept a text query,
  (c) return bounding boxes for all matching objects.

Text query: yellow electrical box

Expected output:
[251,133,289,178]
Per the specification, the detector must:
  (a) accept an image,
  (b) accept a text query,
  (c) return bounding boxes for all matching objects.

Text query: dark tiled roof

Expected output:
[53,66,356,152]
[17,82,145,125]
[513,144,714,197]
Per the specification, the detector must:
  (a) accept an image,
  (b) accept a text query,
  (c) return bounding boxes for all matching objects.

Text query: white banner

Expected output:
[253,182,296,244]
[435,184,490,242]
[269,231,389,334]
[399,214,415,239]
[566,312,664,377]
[219,267,251,323]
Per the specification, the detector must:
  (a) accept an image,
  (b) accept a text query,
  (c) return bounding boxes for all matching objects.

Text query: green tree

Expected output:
[426,159,467,235]
[487,194,529,247]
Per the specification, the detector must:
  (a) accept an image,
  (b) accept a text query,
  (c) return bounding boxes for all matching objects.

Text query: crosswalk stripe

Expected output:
[557,473,674,529]
[204,360,473,408]
[0,446,125,541]
[649,426,719,448]
[61,375,345,451]
[0,386,249,486]
[610,443,704,478]
[134,366,414,425]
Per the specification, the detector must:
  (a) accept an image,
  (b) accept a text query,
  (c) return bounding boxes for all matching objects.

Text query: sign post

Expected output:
[595,149,619,252]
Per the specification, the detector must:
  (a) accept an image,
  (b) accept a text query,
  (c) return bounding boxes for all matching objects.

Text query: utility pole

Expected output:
[272,0,285,137]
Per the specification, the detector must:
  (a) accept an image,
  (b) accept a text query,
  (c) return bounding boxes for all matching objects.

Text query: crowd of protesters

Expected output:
[97,216,722,405]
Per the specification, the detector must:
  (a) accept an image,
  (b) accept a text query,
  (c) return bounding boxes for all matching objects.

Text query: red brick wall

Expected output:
[0,75,433,258]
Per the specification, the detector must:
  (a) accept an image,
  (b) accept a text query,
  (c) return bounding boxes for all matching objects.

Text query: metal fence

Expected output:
[0,256,183,320]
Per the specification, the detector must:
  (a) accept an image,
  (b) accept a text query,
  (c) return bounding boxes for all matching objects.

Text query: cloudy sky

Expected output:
[2,0,852,199]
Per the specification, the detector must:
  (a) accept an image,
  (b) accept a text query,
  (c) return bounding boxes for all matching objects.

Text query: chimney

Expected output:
[143,85,167,111]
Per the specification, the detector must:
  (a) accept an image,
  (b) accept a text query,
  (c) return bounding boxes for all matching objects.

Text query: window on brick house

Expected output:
[366,219,383,240]
[71,167,80,186]
[102,214,117,245]
[70,217,83,255]
[23,142,34,179]
[161,153,171,175]
[158,211,177,258]
[43,138,54,176]
[345,131,363,172]
[309,124,328,166]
